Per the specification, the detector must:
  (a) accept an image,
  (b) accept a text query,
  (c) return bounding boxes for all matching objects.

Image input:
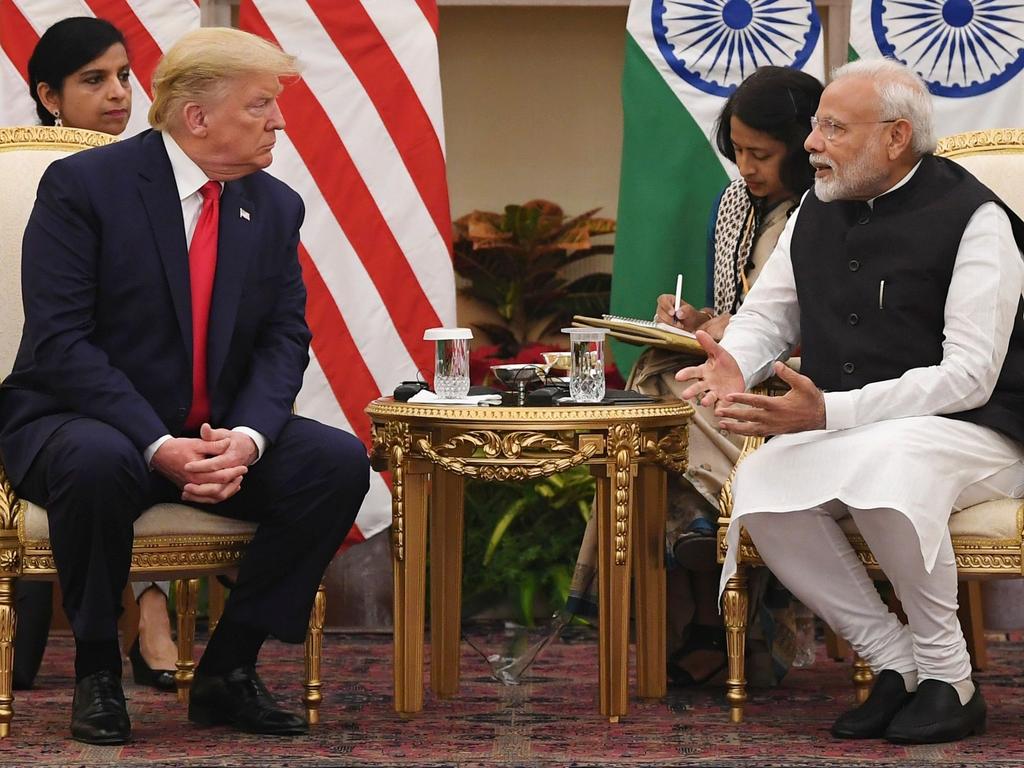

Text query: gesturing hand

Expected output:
[675,330,746,408]
[714,362,826,436]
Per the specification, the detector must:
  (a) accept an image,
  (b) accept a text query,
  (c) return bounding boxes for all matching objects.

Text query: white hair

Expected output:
[830,58,936,156]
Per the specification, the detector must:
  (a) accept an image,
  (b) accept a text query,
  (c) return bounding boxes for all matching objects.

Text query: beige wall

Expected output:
[439,7,628,224]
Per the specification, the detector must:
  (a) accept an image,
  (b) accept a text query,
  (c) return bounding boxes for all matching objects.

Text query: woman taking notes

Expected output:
[568,65,824,689]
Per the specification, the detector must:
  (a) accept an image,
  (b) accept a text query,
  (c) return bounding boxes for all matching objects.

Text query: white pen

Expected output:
[674,273,683,318]
[879,279,885,310]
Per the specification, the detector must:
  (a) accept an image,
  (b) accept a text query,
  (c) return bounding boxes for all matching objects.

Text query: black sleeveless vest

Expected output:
[791,154,1024,444]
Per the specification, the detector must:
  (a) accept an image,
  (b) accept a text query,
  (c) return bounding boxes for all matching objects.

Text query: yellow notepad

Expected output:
[571,314,704,355]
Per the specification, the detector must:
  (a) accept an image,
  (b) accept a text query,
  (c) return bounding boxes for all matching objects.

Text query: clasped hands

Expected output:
[676,330,826,436]
[150,423,258,504]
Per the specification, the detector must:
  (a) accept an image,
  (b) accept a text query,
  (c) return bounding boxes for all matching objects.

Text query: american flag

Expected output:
[1,0,456,540]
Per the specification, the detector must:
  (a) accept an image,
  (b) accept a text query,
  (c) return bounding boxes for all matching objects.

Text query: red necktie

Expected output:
[184,181,220,430]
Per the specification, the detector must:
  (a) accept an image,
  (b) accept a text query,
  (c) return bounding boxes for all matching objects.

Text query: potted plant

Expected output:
[452,199,615,378]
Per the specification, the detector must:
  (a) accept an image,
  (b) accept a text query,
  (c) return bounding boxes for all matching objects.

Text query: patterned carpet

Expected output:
[1,628,1022,767]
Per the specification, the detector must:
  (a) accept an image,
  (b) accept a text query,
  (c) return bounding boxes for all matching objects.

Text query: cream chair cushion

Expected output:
[838,498,1024,541]
[21,501,258,541]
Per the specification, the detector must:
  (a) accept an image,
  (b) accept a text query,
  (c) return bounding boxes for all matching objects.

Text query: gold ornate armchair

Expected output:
[0,127,327,738]
[716,128,1024,724]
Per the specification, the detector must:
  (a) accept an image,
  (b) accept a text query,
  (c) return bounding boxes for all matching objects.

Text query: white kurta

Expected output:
[718,170,1024,590]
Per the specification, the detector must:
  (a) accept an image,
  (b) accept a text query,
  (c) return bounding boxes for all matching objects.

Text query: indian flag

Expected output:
[611,0,824,374]
[849,0,1024,135]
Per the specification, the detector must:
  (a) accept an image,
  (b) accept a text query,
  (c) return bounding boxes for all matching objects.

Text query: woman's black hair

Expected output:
[28,17,127,125]
[714,66,824,197]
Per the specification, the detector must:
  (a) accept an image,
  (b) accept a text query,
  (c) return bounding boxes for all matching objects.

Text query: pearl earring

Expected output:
[53,111,62,128]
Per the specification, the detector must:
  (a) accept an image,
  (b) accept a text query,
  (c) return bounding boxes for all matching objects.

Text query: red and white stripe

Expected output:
[240,0,456,539]
[0,0,199,135]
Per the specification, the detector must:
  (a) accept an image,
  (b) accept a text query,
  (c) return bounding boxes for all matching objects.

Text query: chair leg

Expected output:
[0,578,15,738]
[207,576,226,634]
[722,566,749,724]
[957,581,988,670]
[174,578,200,704]
[852,653,873,704]
[303,584,327,725]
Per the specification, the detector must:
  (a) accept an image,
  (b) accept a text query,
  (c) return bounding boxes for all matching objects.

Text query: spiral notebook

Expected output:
[571,314,704,355]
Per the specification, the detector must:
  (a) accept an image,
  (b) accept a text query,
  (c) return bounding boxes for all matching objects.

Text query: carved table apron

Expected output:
[366,397,692,722]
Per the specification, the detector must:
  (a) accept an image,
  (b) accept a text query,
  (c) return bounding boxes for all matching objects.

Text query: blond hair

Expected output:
[149,27,298,130]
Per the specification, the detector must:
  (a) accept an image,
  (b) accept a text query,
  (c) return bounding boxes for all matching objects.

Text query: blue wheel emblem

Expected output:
[652,0,821,97]
[871,0,1024,97]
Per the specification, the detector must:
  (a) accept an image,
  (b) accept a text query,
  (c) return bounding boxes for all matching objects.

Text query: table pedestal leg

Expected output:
[633,463,667,699]
[393,467,429,714]
[592,463,632,722]
[430,468,464,698]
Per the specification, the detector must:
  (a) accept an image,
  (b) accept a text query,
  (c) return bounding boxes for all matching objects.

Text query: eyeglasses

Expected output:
[810,116,898,142]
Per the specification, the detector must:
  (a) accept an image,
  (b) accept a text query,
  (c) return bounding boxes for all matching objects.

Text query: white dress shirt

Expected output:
[143,133,268,466]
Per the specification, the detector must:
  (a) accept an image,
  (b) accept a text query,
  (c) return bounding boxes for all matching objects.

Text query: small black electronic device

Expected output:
[526,384,570,406]
[393,380,430,402]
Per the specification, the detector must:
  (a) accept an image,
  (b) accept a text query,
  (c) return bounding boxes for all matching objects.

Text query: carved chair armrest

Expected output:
[0,461,22,533]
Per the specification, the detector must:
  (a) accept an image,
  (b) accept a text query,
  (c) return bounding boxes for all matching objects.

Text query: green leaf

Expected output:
[518,573,538,627]
[483,498,526,565]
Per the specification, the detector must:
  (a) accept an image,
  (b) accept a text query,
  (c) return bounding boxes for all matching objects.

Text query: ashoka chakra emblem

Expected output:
[652,0,821,97]
[872,0,1024,97]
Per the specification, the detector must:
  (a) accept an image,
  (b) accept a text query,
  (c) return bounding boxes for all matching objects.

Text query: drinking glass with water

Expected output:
[423,328,472,399]
[562,328,606,402]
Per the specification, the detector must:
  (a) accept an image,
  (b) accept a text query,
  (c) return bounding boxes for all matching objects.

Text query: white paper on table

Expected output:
[408,391,503,406]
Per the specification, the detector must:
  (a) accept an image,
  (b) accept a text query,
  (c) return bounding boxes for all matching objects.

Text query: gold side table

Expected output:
[366,396,692,722]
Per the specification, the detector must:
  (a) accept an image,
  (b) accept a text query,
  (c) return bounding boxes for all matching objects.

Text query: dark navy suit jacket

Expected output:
[0,129,312,485]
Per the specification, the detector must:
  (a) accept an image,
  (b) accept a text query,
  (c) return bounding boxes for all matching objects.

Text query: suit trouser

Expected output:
[17,414,369,645]
[740,468,1020,683]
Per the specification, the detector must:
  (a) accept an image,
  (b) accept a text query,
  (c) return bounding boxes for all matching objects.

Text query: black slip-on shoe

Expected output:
[884,679,986,744]
[831,669,914,739]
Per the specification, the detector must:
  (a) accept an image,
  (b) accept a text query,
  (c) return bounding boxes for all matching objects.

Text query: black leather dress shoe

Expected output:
[831,669,914,739]
[128,636,177,692]
[70,670,131,745]
[189,666,308,735]
[885,679,986,744]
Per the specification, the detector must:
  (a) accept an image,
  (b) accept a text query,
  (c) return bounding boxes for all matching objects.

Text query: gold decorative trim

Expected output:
[608,423,640,566]
[0,125,117,152]
[0,466,19,532]
[0,550,18,574]
[415,430,598,480]
[644,425,688,475]
[374,422,412,562]
[366,398,692,426]
[936,128,1024,158]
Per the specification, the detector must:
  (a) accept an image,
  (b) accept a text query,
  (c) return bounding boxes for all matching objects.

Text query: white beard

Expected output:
[812,152,890,203]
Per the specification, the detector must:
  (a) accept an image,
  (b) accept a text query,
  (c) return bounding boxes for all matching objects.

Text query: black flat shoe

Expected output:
[189,666,308,736]
[71,670,131,745]
[885,679,986,744]
[128,635,177,692]
[831,669,914,739]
